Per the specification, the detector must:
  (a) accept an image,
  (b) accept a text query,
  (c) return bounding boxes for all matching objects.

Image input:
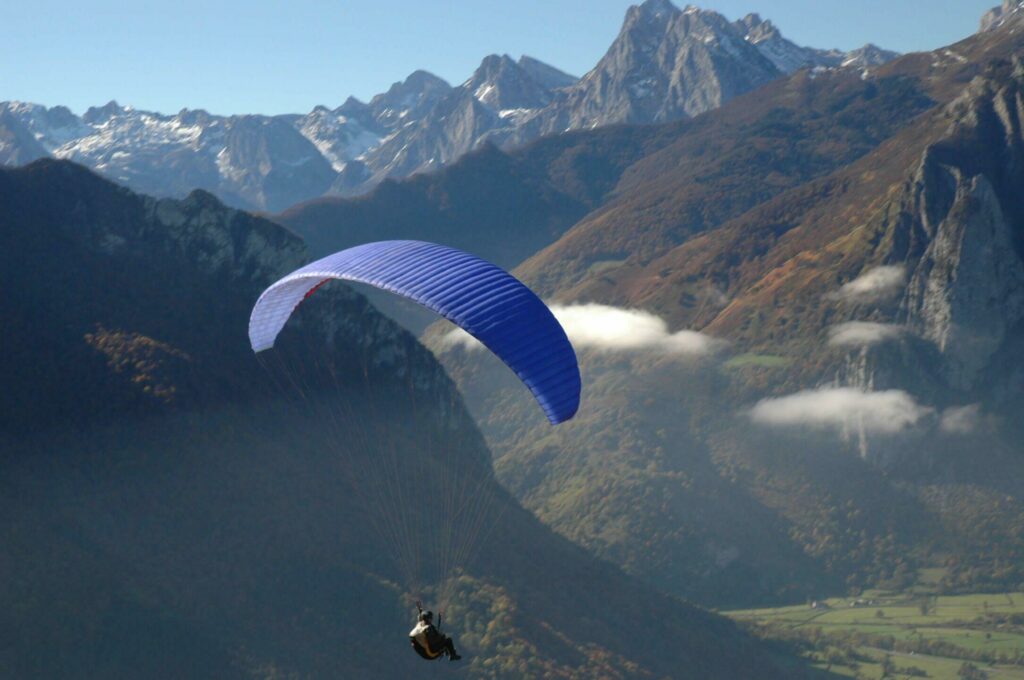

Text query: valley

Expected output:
[4,1,1024,677]
[729,580,1024,679]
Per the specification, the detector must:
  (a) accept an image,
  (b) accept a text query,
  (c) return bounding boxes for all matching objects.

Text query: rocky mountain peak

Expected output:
[368,69,451,129]
[547,1,781,128]
[629,0,680,23]
[517,55,577,91]
[735,13,898,75]
[470,53,519,84]
[739,13,782,43]
[370,70,451,109]
[843,43,901,68]
[465,53,558,110]
[672,3,744,38]
[82,100,126,125]
[174,107,213,127]
[981,1,1024,32]
[42,105,79,128]
[336,95,370,116]
[739,12,764,29]
[399,68,450,91]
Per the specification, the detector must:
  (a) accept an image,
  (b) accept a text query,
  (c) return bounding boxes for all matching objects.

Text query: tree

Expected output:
[958,661,989,679]
[880,653,896,678]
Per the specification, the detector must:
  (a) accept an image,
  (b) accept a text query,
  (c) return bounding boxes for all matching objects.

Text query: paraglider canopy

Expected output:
[248,240,580,424]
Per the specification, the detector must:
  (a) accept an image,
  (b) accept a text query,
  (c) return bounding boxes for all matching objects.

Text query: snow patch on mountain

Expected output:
[294,107,383,171]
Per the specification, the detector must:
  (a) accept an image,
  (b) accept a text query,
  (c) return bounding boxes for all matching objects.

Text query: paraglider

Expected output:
[248,240,580,663]
[248,239,580,424]
[410,602,461,662]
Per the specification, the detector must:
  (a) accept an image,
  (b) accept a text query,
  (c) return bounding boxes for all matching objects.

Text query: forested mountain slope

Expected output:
[423,15,1024,607]
[0,160,802,678]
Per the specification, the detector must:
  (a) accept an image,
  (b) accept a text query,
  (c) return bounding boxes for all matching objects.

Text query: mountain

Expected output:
[426,12,1024,608]
[0,100,339,212]
[427,65,940,606]
[340,54,578,196]
[0,2,897,208]
[518,55,579,91]
[0,106,49,164]
[280,120,681,267]
[737,13,897,74]
[0,159,807,677]
[278,37,917,334]
[842,43,902,68]
[519,1,780,138]
[277,117,688,331]
[981,0,1024,31]
[347,0,896,193]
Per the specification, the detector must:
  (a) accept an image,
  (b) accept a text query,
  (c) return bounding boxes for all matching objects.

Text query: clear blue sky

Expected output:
[1,0,998,116]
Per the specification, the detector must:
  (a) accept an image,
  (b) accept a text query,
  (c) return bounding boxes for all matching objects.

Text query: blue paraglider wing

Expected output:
[248,240,580,424]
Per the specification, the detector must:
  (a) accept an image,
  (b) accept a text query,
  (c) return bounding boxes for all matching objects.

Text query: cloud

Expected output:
[749,387,933,434]
[829,265,906,303]
[828,321,905,347]
[940,404,982,434]
[440,303,724,357]
[441,327,485,352]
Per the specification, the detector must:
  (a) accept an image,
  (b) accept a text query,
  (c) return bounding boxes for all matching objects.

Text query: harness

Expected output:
[411,602,448,660]
[411,638,444,660]
[410,621,445,660]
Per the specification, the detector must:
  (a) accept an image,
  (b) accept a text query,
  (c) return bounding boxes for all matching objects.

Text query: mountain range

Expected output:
[271,2,1024,609]
[0,0,895,212]
[442,9,1024,605]
[6,1,1022,675]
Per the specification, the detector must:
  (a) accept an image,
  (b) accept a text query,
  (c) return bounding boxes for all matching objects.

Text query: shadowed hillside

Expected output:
[0,160,809,678]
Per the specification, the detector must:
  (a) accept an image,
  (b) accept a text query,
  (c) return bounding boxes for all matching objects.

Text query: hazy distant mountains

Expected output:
[0,0,896,211]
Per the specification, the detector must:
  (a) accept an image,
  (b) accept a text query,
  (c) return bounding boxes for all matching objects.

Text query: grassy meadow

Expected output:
[726,574,1024,679]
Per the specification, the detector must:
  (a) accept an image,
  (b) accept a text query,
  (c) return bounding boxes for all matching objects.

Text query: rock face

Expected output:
[981,0,1024,31]
[0,107,49,164]
[736,13,898,74]
[902,68,1024,390]
[843,44,901,68]
[737,13,836,73]
[904,172,1024,390]
[335,54,577,194]
[0,1,898,207]
[513,2,780,141]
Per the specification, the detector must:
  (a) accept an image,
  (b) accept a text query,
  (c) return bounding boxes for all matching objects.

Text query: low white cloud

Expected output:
[828,321,906,347]
[829,265,906,303]
[940,404,982,434]
[441,327,485,352]
[551,304,724,355]
[749,387,933,434]
[440,303,723,357]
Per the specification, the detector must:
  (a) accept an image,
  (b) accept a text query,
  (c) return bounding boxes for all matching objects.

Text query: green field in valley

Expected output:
[725,582,1024,679]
